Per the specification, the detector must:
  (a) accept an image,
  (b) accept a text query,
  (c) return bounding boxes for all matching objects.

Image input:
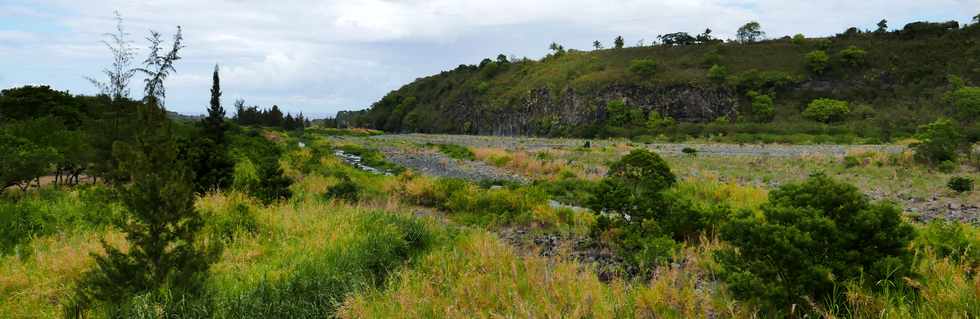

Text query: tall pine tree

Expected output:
[202,64,226,144]
[71,26,220,314]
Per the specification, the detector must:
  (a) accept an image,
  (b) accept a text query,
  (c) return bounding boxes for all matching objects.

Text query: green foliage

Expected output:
[645,110,674,129]
[588,150,728,270]
[613,36,624,49]
[628,59,658,78]
[73,100,221,311]
[950,86,980,120]
[707,64,728,83]
[207,203,259,241]
[916,220,980,264]
[736,21,765,43]
[178,136,234,194]
[0,131,58,191]
[681,147,698,156]
[253,161,293,205]
[805,50,831,74]
[791,33,806,45]
[838,45,868,68]
[717,174,916,315]
[428,143,475,160]
[912,118,965,164]
[746,91,775,123]
[324,176,361,203]
[445,184,547,226]
[803,98,850,123]
[0,187,121,255]
[947,176,974,193]
[604,100,644,127]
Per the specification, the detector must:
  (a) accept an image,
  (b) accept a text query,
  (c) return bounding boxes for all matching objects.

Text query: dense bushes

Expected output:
[912,118,965,164]
[588,149,728,271]
[746,91,775,122]
[803,98,850,123]
[628,59,659,78]
[947,176,974,193]
[0,187,120,254]
[804,50,830,74]
[716,174,916,315]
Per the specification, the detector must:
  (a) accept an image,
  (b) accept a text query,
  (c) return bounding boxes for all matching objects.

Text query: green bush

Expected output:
[803,98,850,123]
[628,59,659,78]
[791,33,806,45]
[716,174,916,315]
[746,91,775,123]
[938,160,957,173]
[428,143,475,160]
[0,187,120,255]
[804,50,830,74]
[843,155,861,168]
[947,176,974,193]
[707,64,728,83]
[589,149,728,270]
[838,45,867,67]
[950,86,980,120]
[324,176,361,202]
[208,203,259,241]
[445,185,547,226]
[912,118,965,165]
[916,220,980,264]
[681,147,698,156]
[253,161,294,205]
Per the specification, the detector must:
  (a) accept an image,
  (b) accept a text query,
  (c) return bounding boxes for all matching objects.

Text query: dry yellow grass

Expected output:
[0,231,127,318]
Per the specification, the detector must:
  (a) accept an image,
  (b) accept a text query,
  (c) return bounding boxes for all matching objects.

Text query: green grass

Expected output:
[426,143,476,160]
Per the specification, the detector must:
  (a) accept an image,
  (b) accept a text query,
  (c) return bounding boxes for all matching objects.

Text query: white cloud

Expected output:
[2,0,978,116]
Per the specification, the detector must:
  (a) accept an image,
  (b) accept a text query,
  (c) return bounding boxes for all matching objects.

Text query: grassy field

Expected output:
[1,128,979,318]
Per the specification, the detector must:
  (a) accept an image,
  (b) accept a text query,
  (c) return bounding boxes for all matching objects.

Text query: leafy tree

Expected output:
[628,59,658,77]
[707,64,728,83]
[0,86,84,126]
[496,54,508,64]
[613,36,624,49]
[804,50,830,74]
[0,131,57,192]
[838,45,867,67]
[950,86,980,120]
[604,100,643,127]
[646,110,675,129]
[658,32,696,46]
[746,91,775,122]
[695,28,718,44]
[790,33,805,45]
[912,118,965,164]
[717,174,915,315]
[592,40,603,50]
[803,98,850,123]
[72,25,219,312]
[876,19,889,33]
[736,21,765,43]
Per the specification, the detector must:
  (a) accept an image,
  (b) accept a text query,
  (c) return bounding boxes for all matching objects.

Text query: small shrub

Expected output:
[209,203,259,241]
[938,160,957,173]
[803,98,850,123]
[791,33,806,45]
[253,161,293,205]
[716,174,916,315]
[324,176,361,202]
[629,59,659,78]
[681,147,698,156]
[843,155,861,168]
[916,220,980,264]
[912,118,965,165]
[707,64,728,83]
[838,45,867,67]
[947,176,974,193]
[950,86,980,120]
[804,50,830,75]
[428,143,475,161]
[746,91,775,123]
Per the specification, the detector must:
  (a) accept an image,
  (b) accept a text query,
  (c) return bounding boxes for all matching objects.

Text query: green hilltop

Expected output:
[340,19,980,143]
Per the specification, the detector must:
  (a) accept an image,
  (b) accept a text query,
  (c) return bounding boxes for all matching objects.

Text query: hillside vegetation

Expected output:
[341,19,980,143]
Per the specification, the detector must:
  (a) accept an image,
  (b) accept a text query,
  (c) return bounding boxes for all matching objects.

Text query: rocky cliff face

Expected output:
[446,85,739,136]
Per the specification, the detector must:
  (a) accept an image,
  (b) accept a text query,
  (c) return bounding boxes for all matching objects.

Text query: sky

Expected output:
[1,1,978,118]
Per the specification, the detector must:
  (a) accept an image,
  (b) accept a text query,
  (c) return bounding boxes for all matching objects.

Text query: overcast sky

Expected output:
[1,1,977,118]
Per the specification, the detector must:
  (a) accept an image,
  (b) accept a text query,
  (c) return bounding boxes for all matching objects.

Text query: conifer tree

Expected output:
[72,26,219,312]
[202,64,227,145]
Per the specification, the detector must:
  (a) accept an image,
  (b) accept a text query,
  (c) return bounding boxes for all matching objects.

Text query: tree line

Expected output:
[232,101,308,130]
